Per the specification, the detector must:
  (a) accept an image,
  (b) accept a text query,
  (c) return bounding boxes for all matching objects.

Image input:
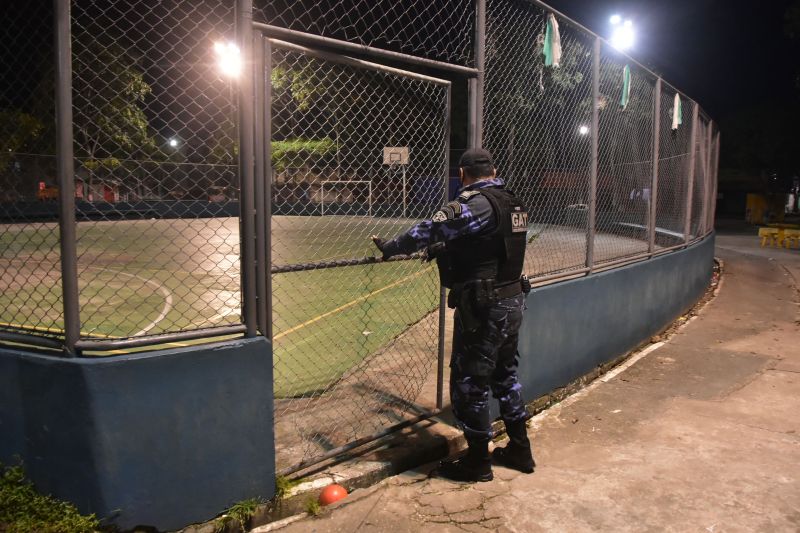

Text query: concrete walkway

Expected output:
[272,226,800,532]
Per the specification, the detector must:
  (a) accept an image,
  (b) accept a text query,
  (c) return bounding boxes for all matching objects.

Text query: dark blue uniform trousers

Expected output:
[450,293,529,441]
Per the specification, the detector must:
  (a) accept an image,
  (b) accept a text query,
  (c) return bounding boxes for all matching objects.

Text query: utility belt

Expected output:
[448,275,532,332]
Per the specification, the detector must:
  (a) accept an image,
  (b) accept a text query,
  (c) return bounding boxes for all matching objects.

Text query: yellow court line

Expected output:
[4,266,433,350]
[274,266,433,341]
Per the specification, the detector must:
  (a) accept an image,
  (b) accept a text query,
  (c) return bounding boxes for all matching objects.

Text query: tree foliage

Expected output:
[272,138,335,171]
[72,40,155,174]
[0,110,43,169]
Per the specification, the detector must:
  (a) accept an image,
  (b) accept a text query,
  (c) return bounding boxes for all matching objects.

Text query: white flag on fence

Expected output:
[620,65,631,110]
[543,13,562,68]
[672,93,683,130]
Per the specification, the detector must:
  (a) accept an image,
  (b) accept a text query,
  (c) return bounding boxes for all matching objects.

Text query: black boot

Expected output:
[436,438,493,482]
[492,420,535,474]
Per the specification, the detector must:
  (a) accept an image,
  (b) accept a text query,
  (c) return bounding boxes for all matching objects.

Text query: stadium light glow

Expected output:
[610,20,635,51]
[213,41,241,78]
[578,125,590,136]
[609,14,621,25]
[168,138,179,148]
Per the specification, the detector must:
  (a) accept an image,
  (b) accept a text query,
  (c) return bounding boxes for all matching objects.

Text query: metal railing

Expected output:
[0,0,718,474]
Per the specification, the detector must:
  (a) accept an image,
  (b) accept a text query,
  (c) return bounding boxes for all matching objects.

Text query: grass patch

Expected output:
[0,463,100,533]
[274,475,301,499]
[215,498,263,533]
[304,497,322,516]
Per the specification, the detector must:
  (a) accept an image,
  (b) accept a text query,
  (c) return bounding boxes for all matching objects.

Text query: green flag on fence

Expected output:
[672,93,683,130]
[620,65,631,109]
[543,13,562,67]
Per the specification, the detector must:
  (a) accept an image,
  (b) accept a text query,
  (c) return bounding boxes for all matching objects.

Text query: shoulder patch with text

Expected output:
[510,206,528,233]
[432,210,449,223]
[431,201,463,223]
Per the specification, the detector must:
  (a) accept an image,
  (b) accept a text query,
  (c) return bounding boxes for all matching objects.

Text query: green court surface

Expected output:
[0,216,439,397]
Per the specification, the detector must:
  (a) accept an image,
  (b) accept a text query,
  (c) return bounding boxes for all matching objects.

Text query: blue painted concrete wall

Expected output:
[0,337,275,531]
[514,234,715,404]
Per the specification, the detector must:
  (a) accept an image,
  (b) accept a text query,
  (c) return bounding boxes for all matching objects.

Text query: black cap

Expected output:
[458,148,494,168]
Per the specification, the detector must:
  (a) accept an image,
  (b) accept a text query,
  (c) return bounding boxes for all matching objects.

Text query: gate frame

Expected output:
[253,32,453,476]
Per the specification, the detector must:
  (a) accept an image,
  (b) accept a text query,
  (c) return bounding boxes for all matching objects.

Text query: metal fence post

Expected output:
[711,130,720,230]
[648,78,662,255]
[437,85,452,410]
[684,102,699,246]
[254,33,267,337]
[238,0,257,337]
[470,0,486,148]
[55,0,80,356]
[703,119,714,237]
[263,38,273,341]
[586,37,600,271]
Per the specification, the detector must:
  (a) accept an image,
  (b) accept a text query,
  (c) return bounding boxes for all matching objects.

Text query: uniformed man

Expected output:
[371,148,535,482]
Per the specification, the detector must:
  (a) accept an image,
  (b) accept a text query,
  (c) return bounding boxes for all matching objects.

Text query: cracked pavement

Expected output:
[275,224,800,533]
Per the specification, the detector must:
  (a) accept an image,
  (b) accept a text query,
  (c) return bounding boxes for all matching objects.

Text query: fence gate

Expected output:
[253,34,451,474]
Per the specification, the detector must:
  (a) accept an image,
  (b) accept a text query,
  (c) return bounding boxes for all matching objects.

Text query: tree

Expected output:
[484,19,591,187]
[72,39,155,194]
[0,110,42,170]
[207,62,336,174]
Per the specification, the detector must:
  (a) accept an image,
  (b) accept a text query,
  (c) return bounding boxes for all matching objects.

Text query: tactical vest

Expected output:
[441,186,528,286]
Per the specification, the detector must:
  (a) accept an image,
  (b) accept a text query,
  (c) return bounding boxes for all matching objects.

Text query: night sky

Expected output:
[2,0,798,180]
[546,0,797,121]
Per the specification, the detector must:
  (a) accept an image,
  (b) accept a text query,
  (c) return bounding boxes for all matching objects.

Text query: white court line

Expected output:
[86,266,174,337]
[209,307,241,323]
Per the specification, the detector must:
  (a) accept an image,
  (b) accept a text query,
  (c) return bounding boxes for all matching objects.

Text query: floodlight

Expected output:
[213,41,241,78]
[611,23,635,51]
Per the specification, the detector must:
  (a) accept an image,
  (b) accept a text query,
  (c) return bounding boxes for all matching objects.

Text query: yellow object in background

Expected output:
[746,194,768,224]
[746,193,787,225]
[759,227,800,249]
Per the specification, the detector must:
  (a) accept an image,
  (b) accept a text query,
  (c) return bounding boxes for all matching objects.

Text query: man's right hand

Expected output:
[422,241,446,262]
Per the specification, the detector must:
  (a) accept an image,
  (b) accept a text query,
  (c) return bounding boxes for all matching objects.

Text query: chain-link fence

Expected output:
[485,0,594,278]
[594,48,655,264]
[254,0,475,66]
[0,3,63,345]
[265,42,449,470]
[1,0,718,475]
[68,1,243,345]
[483,0,717,280]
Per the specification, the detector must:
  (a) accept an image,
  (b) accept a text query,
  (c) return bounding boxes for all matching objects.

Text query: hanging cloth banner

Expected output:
[620,65,631,109]
[672,93,683,130]
[543,13,562,68]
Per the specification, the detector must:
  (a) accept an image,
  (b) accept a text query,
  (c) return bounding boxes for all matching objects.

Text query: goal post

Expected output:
[320,180,373,217]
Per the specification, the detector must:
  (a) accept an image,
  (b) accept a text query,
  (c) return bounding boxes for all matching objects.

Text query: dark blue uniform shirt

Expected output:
[383,178,505,257]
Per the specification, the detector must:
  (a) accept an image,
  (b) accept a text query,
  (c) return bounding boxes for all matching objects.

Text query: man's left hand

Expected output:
[371,235,391,260]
